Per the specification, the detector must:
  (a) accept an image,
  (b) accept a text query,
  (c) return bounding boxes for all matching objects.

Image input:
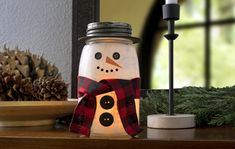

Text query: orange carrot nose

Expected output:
[106,56,122,68]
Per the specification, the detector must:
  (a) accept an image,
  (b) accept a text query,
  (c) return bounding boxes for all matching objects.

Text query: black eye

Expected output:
[113,52,120,60]
[95,52,102,60]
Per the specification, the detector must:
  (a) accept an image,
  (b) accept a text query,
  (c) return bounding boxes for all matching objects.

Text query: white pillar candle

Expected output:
[166,0,178,4]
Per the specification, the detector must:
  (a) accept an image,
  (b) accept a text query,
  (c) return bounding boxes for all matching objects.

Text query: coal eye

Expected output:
[95,52,102,60]
[113,52,120,60]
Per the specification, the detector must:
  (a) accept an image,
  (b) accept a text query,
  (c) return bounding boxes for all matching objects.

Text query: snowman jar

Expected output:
[70,22,142,137]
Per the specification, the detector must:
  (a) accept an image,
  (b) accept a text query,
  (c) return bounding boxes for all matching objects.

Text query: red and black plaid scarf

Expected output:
[70,76,143,137]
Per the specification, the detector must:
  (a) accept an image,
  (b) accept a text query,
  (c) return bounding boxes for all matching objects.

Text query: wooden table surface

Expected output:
[0,125,235,149]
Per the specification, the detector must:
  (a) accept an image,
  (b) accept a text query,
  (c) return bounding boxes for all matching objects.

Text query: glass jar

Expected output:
[77,22,141,137]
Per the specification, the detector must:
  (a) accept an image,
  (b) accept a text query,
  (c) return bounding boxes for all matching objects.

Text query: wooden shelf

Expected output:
[0,125,235,149]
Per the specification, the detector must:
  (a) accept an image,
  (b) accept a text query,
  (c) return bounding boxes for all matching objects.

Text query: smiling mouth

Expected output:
[97,66,119,73]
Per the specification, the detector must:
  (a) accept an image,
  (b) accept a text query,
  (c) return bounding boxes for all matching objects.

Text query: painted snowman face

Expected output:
[79,39,140,81]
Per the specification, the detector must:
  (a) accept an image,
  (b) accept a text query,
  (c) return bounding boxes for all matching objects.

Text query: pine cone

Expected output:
[0,71,34,101]
[0,46,67,101]
[0,45,59,80]
[33,76,68,101]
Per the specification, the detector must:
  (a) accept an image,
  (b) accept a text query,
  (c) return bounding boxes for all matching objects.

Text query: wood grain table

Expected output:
[0,125,235,149]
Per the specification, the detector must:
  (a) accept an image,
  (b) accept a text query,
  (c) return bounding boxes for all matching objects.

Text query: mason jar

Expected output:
[76,22,141,137]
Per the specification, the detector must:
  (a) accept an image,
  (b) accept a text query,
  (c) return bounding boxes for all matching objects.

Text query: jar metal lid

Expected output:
[79,22,140,43]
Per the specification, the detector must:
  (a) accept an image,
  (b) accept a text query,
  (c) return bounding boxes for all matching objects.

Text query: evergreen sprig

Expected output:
[140,86,235,127]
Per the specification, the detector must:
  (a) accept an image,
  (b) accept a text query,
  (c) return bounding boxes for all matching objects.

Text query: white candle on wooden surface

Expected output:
[166,0,178,4]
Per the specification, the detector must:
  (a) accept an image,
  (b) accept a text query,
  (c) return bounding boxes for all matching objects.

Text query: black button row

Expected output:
[100,95,114,109]
[99,95,115,127]
[99,112,114,127]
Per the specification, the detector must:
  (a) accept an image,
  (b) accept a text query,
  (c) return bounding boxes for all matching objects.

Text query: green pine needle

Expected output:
[140,86,235,127]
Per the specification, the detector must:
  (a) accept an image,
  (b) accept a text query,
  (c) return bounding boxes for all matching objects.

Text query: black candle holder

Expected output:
[147,2,195,129]
[162,3,179,116]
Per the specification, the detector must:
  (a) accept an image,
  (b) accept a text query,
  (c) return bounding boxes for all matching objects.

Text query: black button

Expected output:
[99,113,114,127]
[113,52,120,60]
[95,52,102,60]
[100,95,114,109]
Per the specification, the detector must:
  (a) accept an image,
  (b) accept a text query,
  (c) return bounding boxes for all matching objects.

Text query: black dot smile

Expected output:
[97,66,118,73]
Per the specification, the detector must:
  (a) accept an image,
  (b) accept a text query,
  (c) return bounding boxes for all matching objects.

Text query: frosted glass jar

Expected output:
[78,22,140,137]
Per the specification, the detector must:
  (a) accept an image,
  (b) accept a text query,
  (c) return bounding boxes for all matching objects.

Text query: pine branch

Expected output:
[140,86,235,127]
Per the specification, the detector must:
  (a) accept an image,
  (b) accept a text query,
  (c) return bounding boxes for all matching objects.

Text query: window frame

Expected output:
[71,0,100,97]
[156,0,235,88]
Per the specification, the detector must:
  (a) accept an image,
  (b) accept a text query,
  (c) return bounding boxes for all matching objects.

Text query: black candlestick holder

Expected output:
[163,3,179,115]
[147,2,195,129]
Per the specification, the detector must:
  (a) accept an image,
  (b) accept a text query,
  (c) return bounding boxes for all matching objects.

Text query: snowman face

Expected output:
[94,51,122,73]
[79,40,140,81]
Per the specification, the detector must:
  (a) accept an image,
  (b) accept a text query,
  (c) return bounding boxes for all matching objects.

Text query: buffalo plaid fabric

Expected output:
[70,76,143,137]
